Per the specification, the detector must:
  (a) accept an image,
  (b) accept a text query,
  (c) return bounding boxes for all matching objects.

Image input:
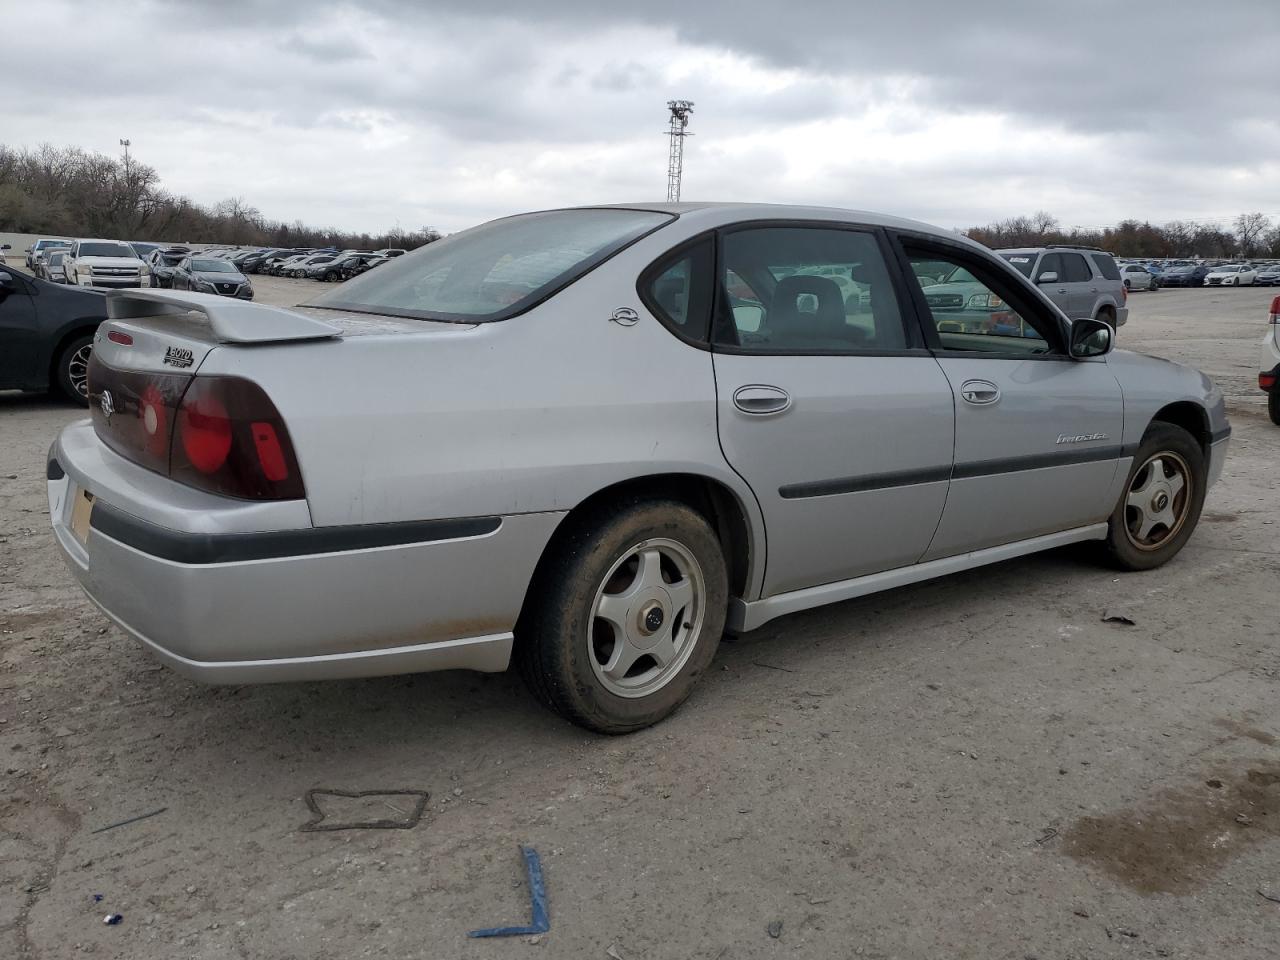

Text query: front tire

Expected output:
[1100,423,1206,570]
[54,335,94,405]
[517,498,728,734]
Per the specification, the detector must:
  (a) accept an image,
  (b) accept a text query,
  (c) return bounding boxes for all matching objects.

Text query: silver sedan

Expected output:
[48,203,1230,732]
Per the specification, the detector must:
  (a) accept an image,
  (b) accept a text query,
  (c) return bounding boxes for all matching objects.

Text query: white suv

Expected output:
[63,239,148,288]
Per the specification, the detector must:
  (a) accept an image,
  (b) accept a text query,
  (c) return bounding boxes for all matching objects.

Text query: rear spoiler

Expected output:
[105,289,340,344]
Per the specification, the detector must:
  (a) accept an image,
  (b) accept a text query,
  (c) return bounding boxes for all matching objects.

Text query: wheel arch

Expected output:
[46,320,104,390]
[517,472,762,630]
[1149,400,1210,454]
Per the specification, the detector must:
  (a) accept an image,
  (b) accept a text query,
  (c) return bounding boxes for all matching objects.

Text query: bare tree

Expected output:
[1235,212,1271,257]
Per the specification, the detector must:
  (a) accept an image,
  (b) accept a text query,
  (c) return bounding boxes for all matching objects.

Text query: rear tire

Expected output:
[1099,423,1206,571]
[1097,306,1117,328]
[54,334,94,405]
[517,498,728,734]
[1268,390,1280,427]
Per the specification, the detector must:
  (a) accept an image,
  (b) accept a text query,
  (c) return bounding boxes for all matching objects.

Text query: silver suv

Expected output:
[996,246,1128,327]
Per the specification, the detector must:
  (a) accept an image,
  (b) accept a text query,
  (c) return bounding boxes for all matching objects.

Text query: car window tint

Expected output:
[643,236,713,341]
[999,254,1035,278]
[1034,253,1062,280]
[714,227,907,353]
[905,248,1050,355]
[1059,253,1092,282]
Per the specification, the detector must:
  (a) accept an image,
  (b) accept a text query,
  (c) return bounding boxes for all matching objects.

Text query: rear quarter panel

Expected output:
[195,238,767,593]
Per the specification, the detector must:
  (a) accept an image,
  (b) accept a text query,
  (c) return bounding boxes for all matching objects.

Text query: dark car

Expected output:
[147,248,191,288]
[170,256,254,299]
[1158,264,1209,287]
[0,267,107,402]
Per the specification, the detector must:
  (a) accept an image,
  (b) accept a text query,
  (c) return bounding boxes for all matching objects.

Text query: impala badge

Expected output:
[1056,432,1108,444]
[610,307,639,327]
[163,346,194,368]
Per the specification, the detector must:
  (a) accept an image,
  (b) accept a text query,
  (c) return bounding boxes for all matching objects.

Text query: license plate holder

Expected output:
[70,488,95,545]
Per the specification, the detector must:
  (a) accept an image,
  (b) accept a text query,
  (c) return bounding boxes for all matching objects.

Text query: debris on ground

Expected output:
[90,807,168,834]
[468,846,550,938]
[606,945,625,960]
[1258,885,1280,904]
[766,920,783,939]
[1101,613,1136,626]
[103,914,122,925]
[1206,779,1224,789]
[299,789,429,832]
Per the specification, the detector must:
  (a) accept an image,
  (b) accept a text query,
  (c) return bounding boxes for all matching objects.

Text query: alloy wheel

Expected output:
[67,343,92,398]
[588,538,706,699]
[1124,452,1192,550]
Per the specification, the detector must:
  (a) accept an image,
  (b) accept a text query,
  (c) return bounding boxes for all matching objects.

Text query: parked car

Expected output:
[0,266,107,401]
[285,253,337,278]
[345,254,390,280]
[25,237,73,269]
[147,248,189,288]
[1119,263,1159,291]
[239,249,293,274]
[996,246,1128,327]
[128,242,165,263]
[1254,265,1280,287]
[1204,264,1257,286]
[169,256,254,299]
[63,239,148,288]
[1157,264,1209,287]
[1262,295,1280,426]
[265,253,314,276]
[47,203,1230,733]
[372,248,407,258]
[31,244,71,278]
[37,249,70,283]
[310,252,383,281]
[1,242,10,264]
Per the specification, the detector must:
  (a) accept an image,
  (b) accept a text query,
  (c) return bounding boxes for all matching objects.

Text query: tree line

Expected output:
[0,143,442,251]
[965,210,1280,259]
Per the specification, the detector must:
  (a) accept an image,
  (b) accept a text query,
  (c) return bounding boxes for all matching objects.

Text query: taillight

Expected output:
[87,354,304,502]
[1121,285,1128,305]
[1261,371,1277,392]
[1269,295,1279,324]
[171,376,305,501]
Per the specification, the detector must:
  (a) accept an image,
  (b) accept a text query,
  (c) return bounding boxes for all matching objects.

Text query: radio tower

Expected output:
[665,100,694,202]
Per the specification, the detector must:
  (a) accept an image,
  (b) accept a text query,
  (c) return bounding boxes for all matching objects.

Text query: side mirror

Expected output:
[1036,271,1059,284]
[0,271,14,297]
[1069,316,1113,358]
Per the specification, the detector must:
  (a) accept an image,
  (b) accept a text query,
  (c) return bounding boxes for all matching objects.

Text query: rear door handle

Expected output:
[733,384,791,415]
[959,379,1000,405]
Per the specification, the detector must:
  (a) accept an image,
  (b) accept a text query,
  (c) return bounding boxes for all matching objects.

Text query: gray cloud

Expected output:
[1,0,1277,234]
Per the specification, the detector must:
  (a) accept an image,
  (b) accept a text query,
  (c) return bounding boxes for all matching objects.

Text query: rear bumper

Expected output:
[48,425,563,683]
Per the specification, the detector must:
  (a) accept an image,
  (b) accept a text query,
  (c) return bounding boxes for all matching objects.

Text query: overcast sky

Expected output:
[5,0,1279,235]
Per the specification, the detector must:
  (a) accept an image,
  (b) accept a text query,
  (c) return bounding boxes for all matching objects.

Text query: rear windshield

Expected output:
[999,253,1036,278]
[308,208,675,322]
[79,242,134,258]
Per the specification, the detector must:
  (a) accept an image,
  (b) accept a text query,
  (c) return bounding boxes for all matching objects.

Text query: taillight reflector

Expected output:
[1270,295,1280,324]
[1262,371,1278,391]
[107,330,133,345]
[250,422,289,482]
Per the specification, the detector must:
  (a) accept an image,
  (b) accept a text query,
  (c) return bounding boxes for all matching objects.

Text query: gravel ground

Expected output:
[2,278,1278,960]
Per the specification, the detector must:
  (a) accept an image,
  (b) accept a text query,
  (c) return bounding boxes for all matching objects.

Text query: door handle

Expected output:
[1056,287,1068,294]
[733,384,791,415]
[959,379,1000,405]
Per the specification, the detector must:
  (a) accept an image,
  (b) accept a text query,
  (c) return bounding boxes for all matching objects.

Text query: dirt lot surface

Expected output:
[3,278,1278,959]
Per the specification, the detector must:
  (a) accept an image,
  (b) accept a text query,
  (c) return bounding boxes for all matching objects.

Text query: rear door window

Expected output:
[1059,253,1092,283]
[713,226,909,353]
